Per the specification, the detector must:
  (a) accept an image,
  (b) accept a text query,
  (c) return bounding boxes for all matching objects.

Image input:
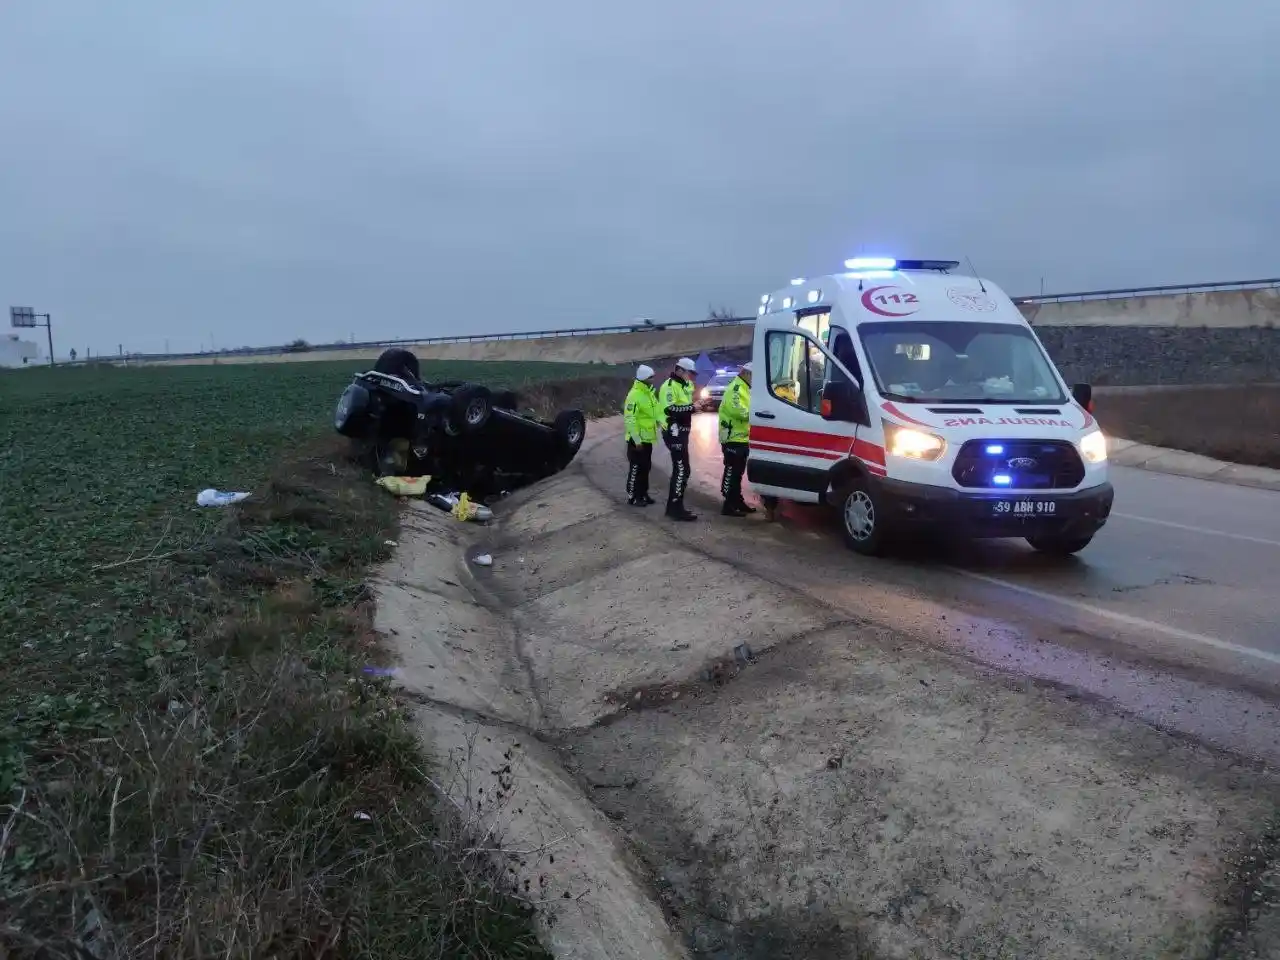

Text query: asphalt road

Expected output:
[630,414,1280,763]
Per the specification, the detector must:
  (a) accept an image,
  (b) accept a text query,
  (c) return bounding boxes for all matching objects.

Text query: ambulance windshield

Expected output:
[858,321,1066,404]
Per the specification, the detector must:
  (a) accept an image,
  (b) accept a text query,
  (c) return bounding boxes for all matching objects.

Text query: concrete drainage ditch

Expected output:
[372,433,1280,959]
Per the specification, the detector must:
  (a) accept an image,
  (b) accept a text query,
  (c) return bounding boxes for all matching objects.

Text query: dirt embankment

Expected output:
[372,424,1280,959]
[1097,384,1280,469]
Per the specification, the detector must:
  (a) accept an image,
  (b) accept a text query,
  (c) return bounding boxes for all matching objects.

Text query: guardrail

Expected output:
[1013,277,1280,305]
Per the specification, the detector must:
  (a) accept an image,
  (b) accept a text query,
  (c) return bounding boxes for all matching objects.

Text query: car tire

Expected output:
[834,476,888,556]
[450,384,492,433]
[553,410,587,454]
[1026,533,1094,556]
[373,347,420,381]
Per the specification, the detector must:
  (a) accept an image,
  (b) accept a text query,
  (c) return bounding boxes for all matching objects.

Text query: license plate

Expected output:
[992,499,1057,517]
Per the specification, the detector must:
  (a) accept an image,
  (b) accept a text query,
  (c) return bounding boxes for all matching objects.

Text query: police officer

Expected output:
[718,362,756,516]
[623,364,659,506]
[658,357,698,521]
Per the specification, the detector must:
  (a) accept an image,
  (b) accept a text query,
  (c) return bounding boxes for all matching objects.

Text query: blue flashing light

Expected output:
[985,444,1005,455]
[844,256,897,270]
[992,474,1012,485]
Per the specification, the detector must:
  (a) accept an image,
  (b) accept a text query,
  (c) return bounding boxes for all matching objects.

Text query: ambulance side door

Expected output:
[747,322,864,502]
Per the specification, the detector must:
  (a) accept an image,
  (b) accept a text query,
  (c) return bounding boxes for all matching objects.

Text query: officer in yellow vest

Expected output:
[718,362,756,516]
[622,365,660,506]
[658,357,698,521]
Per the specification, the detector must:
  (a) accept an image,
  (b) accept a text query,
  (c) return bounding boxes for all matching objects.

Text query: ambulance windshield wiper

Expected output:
[878,391,922,403]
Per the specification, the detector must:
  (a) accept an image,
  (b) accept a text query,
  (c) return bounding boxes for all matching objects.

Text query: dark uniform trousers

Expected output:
[626,440,652,500]
[665,430,690,511]
[720,441,749,506]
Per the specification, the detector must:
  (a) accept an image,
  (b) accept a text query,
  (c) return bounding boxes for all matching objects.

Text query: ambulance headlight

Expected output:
[1079,429,1107,464]
[884,421,945,461]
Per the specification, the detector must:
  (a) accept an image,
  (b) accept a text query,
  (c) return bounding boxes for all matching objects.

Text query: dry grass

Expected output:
[1095,385,1280,468]
[517,374,629,420]
[1,441,552,959]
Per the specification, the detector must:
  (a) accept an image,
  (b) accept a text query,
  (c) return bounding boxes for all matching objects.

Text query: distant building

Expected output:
[0,335,40,368]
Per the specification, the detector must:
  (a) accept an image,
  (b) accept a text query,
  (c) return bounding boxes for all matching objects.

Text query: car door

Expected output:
[747,319,864,502]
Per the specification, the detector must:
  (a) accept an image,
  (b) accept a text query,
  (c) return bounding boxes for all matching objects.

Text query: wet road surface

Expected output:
[618,415,1280,763]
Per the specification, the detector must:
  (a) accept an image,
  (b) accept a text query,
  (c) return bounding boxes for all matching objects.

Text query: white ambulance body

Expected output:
[746,258,1114,555]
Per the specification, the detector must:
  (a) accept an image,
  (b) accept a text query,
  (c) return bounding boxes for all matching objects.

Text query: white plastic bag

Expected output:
[197,489,251,507]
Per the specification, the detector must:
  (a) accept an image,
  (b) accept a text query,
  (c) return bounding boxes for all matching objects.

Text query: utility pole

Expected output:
[8,306,56,365]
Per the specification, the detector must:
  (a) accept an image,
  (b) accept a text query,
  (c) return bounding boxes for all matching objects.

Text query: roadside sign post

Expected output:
[9,307,56,365]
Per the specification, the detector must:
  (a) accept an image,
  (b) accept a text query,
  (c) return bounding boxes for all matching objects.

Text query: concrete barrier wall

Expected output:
[1019,287,1280,328]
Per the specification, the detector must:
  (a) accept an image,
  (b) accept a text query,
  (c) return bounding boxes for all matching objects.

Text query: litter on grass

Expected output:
[472,554,493,567]
[375,475,430,497]
[196,488,251,507]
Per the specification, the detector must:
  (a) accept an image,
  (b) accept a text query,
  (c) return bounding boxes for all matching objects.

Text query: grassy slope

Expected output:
[1096,385,1280,469]
[0,360,620,958]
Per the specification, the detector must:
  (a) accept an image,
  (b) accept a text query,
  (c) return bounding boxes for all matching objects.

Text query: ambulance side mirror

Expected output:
[1071,382,1094,412]
[821,380,865,423]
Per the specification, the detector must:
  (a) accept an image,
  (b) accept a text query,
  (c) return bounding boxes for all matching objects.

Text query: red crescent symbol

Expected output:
[860,286,917,317]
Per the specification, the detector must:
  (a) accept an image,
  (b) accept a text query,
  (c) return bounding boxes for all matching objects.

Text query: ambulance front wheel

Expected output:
[1026,533,1094,556]
[835,478,889,556]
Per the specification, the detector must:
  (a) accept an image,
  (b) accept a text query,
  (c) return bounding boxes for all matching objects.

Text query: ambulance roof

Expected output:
[759,264,1028,328]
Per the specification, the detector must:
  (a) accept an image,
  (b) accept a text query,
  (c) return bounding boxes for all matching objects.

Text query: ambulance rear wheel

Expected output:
[835,478,888,556]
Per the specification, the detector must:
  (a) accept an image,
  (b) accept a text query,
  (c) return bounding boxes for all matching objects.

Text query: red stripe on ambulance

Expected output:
[749,426,887,470]
[751,425,852,454]
[749,440,842,461]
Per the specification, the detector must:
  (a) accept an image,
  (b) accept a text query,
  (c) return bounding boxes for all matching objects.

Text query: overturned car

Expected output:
[334,348,588,495]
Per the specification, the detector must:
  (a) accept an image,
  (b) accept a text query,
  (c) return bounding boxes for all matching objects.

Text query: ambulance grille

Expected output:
[952,439,1085,490]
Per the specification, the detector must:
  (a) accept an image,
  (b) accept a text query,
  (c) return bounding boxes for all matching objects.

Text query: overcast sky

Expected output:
[1,1,1277,357]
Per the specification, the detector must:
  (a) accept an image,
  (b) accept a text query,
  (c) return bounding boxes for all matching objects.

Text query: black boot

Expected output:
[666,506,697,522]
[721,502,749,517]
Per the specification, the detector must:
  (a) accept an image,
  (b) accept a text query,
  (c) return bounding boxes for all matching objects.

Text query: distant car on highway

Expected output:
[628,318,668,332]
[697,368,741,412]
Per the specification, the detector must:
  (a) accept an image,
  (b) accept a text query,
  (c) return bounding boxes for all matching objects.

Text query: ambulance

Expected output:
[746,257,1114,556]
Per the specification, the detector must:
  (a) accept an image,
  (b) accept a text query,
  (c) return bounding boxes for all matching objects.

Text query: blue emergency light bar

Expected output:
[843,257,960,273]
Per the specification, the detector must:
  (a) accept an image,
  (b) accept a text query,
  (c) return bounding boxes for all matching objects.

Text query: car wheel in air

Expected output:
[373,348,421,381]
[450,384,493,433]
[553,409,587,454]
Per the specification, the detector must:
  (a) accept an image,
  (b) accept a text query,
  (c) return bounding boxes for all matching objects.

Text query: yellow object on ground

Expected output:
[451,492,481,521]
[376,475,430,496]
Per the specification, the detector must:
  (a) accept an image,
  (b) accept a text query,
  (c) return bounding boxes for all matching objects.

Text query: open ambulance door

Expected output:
[747,311,869,504]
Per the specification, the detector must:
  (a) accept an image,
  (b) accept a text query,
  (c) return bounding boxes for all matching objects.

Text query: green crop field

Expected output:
[0,359,615,958]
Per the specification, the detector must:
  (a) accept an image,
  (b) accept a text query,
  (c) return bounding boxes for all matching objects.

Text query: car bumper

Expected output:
[870,476,1115,539]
